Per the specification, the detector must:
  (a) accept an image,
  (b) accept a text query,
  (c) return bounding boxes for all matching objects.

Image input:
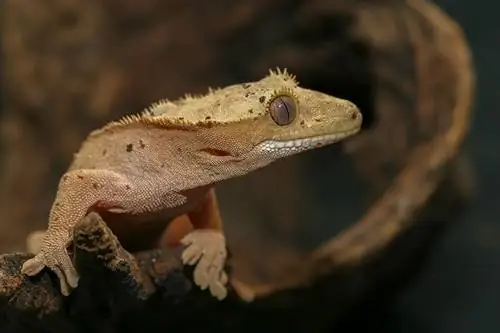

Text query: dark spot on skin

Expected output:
[248,109,253,113]
[269,95,297,126]
[92,183,99,189]
[242,83,251,89]
[63,175,68,181]
[314,118,322,122]
[54,202,60,207]
[177,147,182,152]
[53,217,59,222]
[126,144,133,152]
[259,96,266,103]
[205,116,211,120]
[102,149,107,156]
[350,110,359,120]
[245,92,251,98]
[300,120,305,126]
[179,117,184,121]
[77,175,84,180]
[161,163,165,168]
[139,140,146,148]
[199,147,232,157]
[125,184,131,190]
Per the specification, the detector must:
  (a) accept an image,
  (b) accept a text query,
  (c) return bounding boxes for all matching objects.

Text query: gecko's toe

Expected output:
[193,260,212,290]
[209,280,228,300]
[21,255,46,276]
[64,268,80,290]
[207,253,228,284]
[203,250,228,300]
[179,233,195,246]
[180,242,203,265]
[52,266,72,296]
[204,256,228,300]
[55,249,80,289]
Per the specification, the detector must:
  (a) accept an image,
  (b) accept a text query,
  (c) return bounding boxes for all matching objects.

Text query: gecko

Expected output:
[21,68,362,300]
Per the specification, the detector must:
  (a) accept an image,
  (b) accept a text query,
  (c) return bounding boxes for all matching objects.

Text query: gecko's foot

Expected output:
[21,247,80,296]
[180,229,228,300]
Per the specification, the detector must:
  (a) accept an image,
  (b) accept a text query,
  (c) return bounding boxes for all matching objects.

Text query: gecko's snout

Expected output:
[343,102,363,129]
[348,104,361,120]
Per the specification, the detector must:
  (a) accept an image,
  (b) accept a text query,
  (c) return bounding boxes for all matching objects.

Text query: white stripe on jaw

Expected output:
[256,128,360,154]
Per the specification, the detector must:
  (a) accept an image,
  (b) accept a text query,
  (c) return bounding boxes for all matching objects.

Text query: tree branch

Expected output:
[0,213,238,332]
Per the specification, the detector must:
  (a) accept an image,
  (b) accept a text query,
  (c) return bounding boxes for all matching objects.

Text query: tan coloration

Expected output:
[20,69,362,298]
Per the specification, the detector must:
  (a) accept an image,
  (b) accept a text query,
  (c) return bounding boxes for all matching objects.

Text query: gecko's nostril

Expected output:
[348,107,360,120]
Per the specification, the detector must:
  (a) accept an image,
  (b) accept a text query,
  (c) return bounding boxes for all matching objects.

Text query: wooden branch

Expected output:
[0,213,239,332]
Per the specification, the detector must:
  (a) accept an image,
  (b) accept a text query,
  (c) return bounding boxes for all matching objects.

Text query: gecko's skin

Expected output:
[21,68,362,299]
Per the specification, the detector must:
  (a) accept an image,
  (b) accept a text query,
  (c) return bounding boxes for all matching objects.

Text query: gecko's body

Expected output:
[21,69,362,300]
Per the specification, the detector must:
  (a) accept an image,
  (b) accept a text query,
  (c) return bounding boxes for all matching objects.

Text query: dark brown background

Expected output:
[384,1,500,332]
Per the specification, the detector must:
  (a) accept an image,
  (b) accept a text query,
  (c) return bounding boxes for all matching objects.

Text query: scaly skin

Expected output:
[21,68,363,299]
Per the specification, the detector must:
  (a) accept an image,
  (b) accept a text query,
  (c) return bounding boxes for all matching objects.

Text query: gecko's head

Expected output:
[190,69,362,171]
[240,69,362,158]
[141,68,362,177]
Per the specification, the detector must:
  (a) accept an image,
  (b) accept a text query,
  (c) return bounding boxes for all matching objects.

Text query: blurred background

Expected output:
[1,0,499,332]
[381,1,500,332]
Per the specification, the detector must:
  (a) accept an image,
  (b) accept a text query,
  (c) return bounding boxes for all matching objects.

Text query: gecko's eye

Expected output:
[269,95,297,126]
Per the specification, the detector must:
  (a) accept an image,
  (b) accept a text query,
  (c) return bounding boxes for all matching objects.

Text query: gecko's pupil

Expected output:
[269,95,297,126]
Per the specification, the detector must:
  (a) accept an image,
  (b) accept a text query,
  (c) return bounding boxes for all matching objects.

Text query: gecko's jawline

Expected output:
[256,128,360,153]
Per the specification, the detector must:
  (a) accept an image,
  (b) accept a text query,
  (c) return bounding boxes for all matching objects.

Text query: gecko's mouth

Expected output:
[256,127,361,153]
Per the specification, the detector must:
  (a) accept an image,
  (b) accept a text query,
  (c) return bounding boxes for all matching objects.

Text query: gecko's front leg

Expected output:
[21,169,155,296]
[172,189,229,300]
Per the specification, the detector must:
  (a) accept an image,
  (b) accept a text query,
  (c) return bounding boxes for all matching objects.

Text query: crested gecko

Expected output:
[21,68,362,300]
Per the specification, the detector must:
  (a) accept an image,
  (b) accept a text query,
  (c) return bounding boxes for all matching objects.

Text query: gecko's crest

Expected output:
[141,98,176,117]
[179,92,206,103]
[268,67,298,85]
[96,112,201,134]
